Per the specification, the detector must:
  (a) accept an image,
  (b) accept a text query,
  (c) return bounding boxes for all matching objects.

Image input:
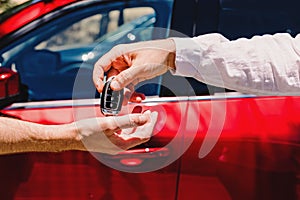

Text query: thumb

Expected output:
[110,67,141,91]
[117,111,158,141]
[114,111,153,130]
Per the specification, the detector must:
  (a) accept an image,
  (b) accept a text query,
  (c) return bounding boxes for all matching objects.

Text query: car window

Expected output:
[36,7,155,51]
[2,1,173,101]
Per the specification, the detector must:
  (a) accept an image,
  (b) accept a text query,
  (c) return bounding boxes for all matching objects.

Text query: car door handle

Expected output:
[101,147,169,167]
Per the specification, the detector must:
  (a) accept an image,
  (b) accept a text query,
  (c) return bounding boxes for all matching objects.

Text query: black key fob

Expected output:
[100,76,124,116]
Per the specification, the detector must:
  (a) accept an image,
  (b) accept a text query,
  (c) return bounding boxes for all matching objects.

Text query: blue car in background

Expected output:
[0,0,173,101]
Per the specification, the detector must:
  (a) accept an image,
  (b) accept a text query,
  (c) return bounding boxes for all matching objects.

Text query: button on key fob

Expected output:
[100,76,124,116]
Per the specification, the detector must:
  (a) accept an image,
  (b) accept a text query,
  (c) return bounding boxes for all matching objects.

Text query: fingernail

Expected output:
[111,80,120,90]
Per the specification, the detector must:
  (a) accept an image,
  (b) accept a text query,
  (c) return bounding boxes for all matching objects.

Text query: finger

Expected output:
[122,91,145,104]
[111,135,149,152]
[92,65,105,92]
[112,112,151,130]
[116,136,150,151]
[129,92,146,103]
[112,54,132,71]
[122,87,133,106]
[111,111,158,151]
[110,67,142,91]
[93,46,125,92]
[119,111,158,139]
[107,68,119,79]
[122,83,144,105]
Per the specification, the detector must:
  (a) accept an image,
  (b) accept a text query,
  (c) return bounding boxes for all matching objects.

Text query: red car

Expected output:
[0,0,300,199]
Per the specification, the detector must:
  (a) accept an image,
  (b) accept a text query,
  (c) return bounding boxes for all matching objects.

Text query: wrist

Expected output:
[41,123,86,152]
[166,38,176,70]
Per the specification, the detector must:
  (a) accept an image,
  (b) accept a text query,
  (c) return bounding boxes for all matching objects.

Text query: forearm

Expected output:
[0,117,84,154]
[172,33,300,95]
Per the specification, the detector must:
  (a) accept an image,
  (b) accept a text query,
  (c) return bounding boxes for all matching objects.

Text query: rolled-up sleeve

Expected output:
[171,33,300,95]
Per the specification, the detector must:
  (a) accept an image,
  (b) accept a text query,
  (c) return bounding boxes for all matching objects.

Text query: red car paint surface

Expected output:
[0,68,19,98]
[179,96,300,200]
[1,100,185,200]
[0,0,77,38]
[1,96,300,199]
[1,0,300,199]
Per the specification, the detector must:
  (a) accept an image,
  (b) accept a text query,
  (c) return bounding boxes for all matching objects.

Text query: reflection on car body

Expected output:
[0,0,300,199]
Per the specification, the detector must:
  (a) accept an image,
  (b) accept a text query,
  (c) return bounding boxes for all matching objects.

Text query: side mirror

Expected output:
[0,67,21,109]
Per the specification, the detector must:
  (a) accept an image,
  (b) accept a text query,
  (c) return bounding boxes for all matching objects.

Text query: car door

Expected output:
[0,0,183,199]
[2,97,185,200]
[177,95,300,200]
[170,0,300,199]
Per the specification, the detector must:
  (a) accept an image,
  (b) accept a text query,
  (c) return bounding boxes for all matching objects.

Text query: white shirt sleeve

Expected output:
[171,33,300,95]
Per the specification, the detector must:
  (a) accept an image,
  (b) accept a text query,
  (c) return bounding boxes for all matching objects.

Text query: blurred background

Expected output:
[0,0,27,13]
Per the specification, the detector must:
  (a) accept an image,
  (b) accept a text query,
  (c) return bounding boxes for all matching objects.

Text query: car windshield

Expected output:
[0,0,33,23]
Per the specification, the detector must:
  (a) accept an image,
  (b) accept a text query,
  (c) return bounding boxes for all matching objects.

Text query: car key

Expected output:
[100,76,124,116]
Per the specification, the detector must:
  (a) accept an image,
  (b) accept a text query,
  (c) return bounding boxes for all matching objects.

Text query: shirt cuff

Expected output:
[169,37,202,77]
